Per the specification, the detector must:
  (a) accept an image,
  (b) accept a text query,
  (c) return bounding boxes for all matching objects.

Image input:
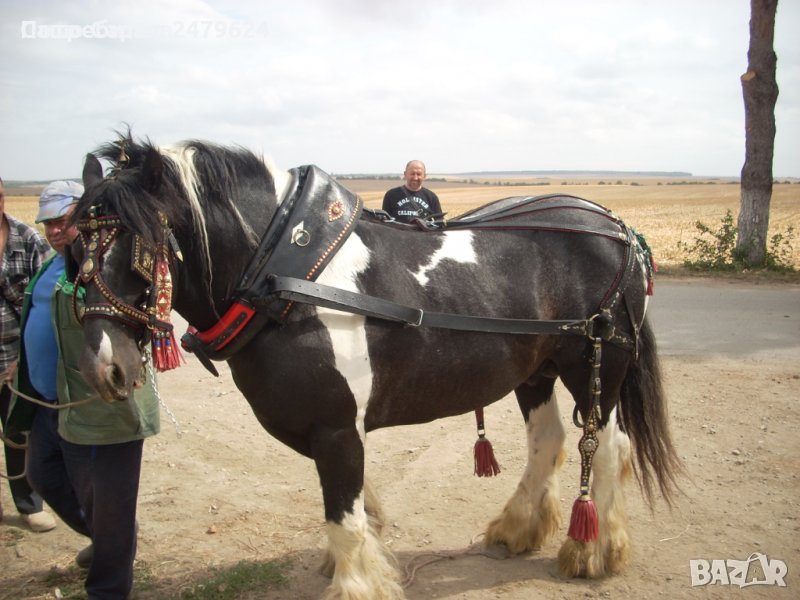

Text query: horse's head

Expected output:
[73,147,181,402]
[73,133,282,401]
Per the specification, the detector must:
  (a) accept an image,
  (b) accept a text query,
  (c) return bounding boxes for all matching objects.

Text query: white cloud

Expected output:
[0,0,797,180]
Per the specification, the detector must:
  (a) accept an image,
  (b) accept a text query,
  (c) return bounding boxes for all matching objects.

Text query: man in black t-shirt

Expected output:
[382,160,442,224]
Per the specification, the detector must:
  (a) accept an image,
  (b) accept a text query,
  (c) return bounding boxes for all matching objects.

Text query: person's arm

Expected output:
[428,189,442,215]
[382,188,399,217]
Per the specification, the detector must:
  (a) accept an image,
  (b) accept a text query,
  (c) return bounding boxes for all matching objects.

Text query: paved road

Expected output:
[647,280,800,358]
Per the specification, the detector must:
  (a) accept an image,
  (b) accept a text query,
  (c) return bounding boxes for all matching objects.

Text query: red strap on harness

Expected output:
[183,300,256,352]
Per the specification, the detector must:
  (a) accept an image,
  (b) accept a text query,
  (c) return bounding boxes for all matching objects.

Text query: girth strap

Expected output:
[261,275,600,338]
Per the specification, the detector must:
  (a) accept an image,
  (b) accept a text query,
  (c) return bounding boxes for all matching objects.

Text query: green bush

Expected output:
[679,210,795,272]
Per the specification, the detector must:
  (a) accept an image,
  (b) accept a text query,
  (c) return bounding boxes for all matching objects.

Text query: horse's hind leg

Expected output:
[313,426,403,600]
[558,403,633,577]
[484,375,566,553]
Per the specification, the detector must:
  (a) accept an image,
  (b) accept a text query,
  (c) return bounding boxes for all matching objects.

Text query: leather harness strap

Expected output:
[182,187,645,372]
[260,275,602,339]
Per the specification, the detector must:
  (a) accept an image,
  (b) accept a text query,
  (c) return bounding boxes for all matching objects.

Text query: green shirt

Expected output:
[7,254,160,444]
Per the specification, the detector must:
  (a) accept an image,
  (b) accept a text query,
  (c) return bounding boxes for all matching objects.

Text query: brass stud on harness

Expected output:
[81,259,95,275]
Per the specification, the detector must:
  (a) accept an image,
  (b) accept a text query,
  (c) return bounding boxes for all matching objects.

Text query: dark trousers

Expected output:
[27,407,143,600]
[0,385,43,515]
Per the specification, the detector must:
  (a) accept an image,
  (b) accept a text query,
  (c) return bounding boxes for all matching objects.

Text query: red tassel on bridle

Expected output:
[473,407,501,477]
[151,253,184,372]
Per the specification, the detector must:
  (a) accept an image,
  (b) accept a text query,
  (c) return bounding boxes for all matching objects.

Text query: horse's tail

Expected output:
[618,315,684,507]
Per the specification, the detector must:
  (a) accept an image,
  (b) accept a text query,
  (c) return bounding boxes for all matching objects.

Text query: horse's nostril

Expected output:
[107,363,125,389]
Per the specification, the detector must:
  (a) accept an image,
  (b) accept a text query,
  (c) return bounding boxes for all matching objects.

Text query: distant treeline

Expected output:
[5,174,798,196]
[453,170,695,177]
[333,170,696,179]
[334,175,798,186]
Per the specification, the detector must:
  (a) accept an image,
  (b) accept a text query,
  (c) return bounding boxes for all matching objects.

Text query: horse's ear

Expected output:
[142,147,163,193]
[82,154,103,187]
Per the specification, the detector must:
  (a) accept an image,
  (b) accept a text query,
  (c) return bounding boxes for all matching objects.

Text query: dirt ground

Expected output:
[2,285,799,599]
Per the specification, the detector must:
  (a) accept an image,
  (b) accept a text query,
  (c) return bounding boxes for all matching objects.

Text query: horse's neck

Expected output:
[265,156,293,205]
[174,158,292,330]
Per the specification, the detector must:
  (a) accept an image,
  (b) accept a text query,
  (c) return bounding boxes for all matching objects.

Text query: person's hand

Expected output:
[1,361,17,383]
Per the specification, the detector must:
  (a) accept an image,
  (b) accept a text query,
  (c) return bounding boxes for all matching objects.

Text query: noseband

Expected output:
[73,208,184,371]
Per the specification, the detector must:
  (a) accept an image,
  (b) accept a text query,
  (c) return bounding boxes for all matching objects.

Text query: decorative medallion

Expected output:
[327,200,345,222]
[132,236,156,283]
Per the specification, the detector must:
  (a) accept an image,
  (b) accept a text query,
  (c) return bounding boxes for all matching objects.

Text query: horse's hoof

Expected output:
[557,538,599,578]
[319,551,335,578]
[480,542,512,560]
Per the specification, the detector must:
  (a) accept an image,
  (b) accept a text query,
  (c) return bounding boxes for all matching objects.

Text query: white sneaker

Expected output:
[21,510,57,532]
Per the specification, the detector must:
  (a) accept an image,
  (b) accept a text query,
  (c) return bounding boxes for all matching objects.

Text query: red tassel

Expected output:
[646,255,657,296]
[473,407,500,477]
[567,495,599,542]
[149,251,184,372]
[474,437,501,477]
[152,331,184,372]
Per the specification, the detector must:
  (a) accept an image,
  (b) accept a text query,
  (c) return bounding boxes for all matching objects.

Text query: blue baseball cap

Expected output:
[36,180,84,223]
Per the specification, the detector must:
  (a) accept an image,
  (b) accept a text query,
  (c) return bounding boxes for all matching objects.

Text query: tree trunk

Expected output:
[737,0,779,267]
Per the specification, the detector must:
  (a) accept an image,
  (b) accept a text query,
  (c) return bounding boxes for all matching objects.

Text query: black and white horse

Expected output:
[73,134,681,599]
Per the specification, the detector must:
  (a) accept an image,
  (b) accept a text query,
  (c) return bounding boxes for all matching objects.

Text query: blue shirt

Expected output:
[23,255,64,401]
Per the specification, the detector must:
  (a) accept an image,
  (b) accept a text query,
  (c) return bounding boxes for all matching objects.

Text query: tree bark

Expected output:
[737,0,779,266]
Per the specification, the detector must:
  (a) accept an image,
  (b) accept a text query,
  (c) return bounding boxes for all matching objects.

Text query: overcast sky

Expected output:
[1,0,798,181]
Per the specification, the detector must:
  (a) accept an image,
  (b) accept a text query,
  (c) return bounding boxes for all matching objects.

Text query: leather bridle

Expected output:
[72,207,179,362]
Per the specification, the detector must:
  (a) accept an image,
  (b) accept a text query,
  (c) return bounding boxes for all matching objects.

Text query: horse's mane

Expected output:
[76,131,276,317]
[80,131,272,249]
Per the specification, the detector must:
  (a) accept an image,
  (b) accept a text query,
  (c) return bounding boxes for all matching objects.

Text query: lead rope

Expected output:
[2,381,97,410]
[1,355,184,480]
[0,381,97,480]
[0,431,28,480]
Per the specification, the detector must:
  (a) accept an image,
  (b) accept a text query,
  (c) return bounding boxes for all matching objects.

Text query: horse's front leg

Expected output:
[312,425,403,600]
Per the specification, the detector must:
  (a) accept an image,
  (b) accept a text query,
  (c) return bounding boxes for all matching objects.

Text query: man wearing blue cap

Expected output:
[0,176,54,532]
[7,180,160,599]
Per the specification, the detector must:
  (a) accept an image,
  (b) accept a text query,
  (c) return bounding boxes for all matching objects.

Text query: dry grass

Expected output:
[351,180,800,270]
[5,197,42,232]
[10,179,798,270]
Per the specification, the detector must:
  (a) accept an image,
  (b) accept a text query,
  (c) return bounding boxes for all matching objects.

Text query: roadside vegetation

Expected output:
[679,209,795,273]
